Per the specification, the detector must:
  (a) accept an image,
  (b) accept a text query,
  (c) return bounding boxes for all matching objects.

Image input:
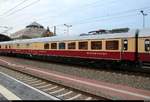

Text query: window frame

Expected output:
[26,43,30,48]
[68,42,76,49]
[123,39,128,51]
[9,45,11,49]
[106,40,119,50]
[51,43,57,49]
[91,41,102,50]
[145,39,150,51]
[78,41,88,50]
[59,42,66,50]
[5,45,8,49]
[44,43,50,49]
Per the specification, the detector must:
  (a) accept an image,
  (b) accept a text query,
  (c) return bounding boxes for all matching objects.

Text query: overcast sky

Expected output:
[0,0,150,36]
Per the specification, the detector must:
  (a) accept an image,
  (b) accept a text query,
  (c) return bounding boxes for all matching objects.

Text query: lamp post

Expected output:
[64,24,72,35]
[140,10,148,28]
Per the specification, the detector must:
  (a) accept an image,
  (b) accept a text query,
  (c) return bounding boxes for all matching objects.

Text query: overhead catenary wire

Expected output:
[13,6,150,31]
[45,6,150,28]
[5,0,40,17]
[2,0,149,34]
[36,0,118,22]
[38,2,150,28]
[2,0,29,15]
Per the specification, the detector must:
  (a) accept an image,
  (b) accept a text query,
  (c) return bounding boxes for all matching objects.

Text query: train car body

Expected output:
[0,28,149,68]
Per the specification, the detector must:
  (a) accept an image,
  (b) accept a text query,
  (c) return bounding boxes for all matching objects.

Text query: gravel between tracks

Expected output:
[1,56,150,91]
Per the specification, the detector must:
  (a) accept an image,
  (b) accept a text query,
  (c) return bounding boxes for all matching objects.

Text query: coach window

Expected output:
[68,42,76,49]
[0,45,1,49]
[51,43,57,49]
[9,45,11,49]
[79,42,88,50]
[91,41,102,50]
[44,43,49,49]
[59,43,66,49]
[17,44,20,48]
[106,40,119,50]
[26,44,30,47]
[145,39,150,51]
[5,45,7,49]
[123,40,128,50]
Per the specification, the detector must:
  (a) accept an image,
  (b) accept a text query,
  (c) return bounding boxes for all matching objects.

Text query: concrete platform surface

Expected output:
[0,71,60,100]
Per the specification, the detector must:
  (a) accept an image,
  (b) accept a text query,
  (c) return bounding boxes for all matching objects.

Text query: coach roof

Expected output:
[0,28,149,45]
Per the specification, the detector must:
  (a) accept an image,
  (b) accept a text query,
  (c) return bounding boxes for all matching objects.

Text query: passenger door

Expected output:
[121,39,128,60]
[145,39,150,53]
[144,39,150,62]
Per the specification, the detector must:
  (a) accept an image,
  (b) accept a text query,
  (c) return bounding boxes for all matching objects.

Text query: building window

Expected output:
[44,43,49,49]
[106,40,119,50]
[79,42,88,50]
[59,43,66,49]
[145,39,150,51]
[68,42,76,49]
[51,43,57,49]
[91,41,102,50]
[123,40,128,50]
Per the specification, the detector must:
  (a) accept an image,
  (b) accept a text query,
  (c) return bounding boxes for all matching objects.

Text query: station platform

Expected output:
[0,71,59,100]
[0,58,150,100]
[0,93,8,101]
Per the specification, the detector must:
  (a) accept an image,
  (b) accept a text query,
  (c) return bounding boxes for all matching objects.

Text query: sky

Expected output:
[0,0,150,36]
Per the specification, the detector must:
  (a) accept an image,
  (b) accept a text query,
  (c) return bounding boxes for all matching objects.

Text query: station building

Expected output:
[10,22,54,40]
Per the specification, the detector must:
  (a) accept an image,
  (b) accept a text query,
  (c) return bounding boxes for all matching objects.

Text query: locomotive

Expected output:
[0,28,149,69]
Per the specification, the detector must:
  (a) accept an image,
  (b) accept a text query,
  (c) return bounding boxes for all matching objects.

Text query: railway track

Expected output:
[0,66,107,100]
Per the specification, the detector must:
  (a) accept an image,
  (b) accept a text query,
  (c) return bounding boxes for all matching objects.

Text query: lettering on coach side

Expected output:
[86,52,107,56]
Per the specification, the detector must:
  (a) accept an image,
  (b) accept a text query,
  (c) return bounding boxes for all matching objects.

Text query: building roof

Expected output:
[1,28,150,45]
[26,22,44,28]
[11,22,46,39]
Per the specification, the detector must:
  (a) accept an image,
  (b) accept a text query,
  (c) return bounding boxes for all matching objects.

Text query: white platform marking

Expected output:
[0,72,60,100]
[0,84,21,100]
[1,58,150,99]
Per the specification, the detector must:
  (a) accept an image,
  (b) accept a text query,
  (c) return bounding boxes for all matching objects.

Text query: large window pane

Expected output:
[51,43,57,49]
[91,41,102,50]
[68,42,76,49]
[59,43,66,49]
[79,42,88,50]
[44,43,49,49]
[106,40,119,50]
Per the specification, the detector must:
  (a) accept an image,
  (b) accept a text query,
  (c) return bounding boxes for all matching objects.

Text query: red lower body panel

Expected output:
[0,49,136,61]
[139,53,150,62]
